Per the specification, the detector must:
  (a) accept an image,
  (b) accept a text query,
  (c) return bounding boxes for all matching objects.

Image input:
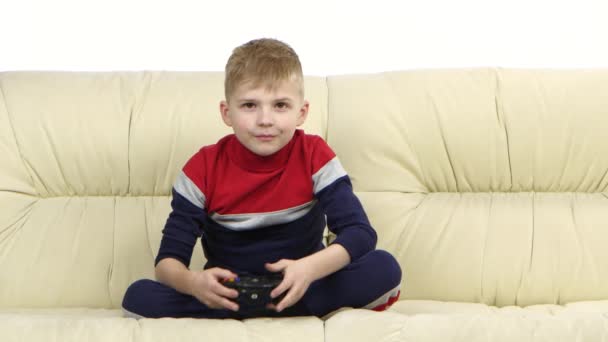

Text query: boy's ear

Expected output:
[296,100,310,126]
[219,100,233,127]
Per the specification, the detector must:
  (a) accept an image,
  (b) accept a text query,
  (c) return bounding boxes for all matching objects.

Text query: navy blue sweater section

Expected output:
[201,203,326,274]
[155,176,377,273]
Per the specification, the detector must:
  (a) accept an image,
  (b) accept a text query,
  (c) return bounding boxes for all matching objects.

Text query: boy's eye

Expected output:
[241,103,256,109]
[276,102,289,109]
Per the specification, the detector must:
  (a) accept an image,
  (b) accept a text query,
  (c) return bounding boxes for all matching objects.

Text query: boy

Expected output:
[122,38,402,319]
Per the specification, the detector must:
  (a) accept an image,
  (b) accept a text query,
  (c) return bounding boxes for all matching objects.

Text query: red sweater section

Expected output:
[182,129,335,215]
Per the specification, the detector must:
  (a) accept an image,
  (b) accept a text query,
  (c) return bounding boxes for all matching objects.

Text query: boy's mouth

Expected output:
[255,134,276,142]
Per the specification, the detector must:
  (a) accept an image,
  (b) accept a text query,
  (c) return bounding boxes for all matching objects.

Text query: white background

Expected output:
[1,0,607,75]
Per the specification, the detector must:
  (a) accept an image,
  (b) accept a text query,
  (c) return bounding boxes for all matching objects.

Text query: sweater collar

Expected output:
[228,130,301,172]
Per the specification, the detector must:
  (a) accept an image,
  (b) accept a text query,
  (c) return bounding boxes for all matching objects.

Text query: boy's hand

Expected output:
[265,259,314,312]
[189,267,240,311]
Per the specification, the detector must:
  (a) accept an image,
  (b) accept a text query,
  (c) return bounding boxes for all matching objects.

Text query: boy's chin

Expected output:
[241,133,294,156]
[250,146,280,157]
[246,141,289,157]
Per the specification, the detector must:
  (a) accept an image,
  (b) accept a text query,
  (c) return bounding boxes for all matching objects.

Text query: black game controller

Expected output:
[223,273,285,309]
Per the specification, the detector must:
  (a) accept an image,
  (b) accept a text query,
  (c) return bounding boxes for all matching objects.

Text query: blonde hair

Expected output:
[224,38,304,101]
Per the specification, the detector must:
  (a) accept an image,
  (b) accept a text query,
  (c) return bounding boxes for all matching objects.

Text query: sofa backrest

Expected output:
[327,68,608,306]
[1,69,608,309]
[0,72,328,308]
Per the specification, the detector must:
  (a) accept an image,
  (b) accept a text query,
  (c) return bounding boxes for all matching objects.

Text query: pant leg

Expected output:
[122,279,236,319]
[122,279,311,319]
[302,249,402,317]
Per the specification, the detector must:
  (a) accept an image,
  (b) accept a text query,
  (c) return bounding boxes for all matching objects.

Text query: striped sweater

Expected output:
[155,129,377,274]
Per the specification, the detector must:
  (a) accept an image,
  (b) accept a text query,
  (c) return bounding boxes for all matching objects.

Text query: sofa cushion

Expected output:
[0,72,328,309]
[353,191,608,306]
[388,299,608,315]
[326,301,608,342]
[326,68,608,193]
[326,69,608,306]
[0,309,324,342]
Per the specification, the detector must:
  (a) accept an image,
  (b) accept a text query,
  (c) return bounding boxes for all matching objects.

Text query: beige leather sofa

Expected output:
[2,69,608,341]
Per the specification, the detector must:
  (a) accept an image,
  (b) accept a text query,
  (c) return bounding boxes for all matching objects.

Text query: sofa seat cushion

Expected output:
[325,301,608,342]
[389,299,608,315]
[0,309,324,342]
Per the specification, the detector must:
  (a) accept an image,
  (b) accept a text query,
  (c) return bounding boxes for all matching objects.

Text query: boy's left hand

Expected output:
[265,258,314,312]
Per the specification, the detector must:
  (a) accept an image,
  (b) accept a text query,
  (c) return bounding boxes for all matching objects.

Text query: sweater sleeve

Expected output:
[155,154,208,267]
[310,137,377,261]
[316,174,377,261]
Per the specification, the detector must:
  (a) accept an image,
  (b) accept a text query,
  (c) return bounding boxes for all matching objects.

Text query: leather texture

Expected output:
[1,69,608,340]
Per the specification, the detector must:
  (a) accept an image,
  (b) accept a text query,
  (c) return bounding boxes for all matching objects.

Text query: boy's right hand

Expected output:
[189,267,240,311]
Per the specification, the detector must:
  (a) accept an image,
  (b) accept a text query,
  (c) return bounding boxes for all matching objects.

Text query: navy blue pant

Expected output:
[122,250,402,319]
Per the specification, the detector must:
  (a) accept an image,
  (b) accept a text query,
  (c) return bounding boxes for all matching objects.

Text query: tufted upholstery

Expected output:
[1,69,607,341]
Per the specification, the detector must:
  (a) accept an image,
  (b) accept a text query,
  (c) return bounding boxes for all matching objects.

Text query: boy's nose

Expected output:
[256,108,274,126]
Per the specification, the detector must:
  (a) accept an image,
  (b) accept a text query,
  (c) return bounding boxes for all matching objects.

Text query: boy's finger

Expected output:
[208,293,239,311]
[265,260,288,272]
[220,297,239,312]
[215,282,239,299]
[270,278,291,298]
[264,262,279,272]
[210,268,238,281]
[276,291,295,312]
[276,285,304,312]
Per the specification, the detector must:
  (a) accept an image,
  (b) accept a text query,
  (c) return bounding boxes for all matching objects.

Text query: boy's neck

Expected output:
[229,130,301,172]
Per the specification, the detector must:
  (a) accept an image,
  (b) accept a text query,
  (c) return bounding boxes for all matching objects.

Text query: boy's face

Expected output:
[220,78,309,157]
